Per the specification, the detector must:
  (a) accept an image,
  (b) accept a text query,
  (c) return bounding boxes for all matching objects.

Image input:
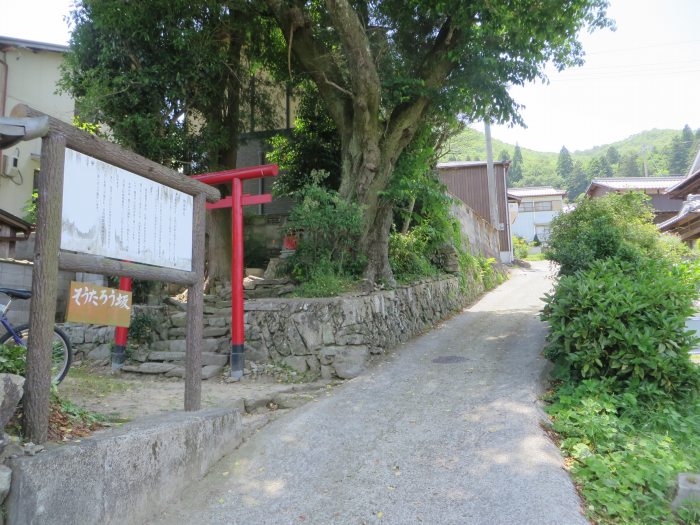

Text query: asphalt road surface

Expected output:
[153,261,588,525]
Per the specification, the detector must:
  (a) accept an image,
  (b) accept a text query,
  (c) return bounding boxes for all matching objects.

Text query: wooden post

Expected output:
[24,132,65,443]
[184,193,206,411]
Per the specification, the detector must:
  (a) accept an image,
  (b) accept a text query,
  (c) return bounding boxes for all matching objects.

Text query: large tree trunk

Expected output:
[205,21,243,282]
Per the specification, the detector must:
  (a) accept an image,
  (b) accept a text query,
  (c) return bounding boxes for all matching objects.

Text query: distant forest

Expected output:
[444,125,700,200]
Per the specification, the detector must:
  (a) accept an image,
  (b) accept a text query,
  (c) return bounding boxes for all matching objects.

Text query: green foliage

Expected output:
[512,235,529,260]
[243,234,269,269]
[285,184,364,282]
[270,83,342,195]
[447,126,699,196]
[546,380,700,524]
[292,257,354,298]
[61,0,285,171]
[0,343,26,376]
[22,190,38,224]
[508,144,524,185]
[128,312,157,345]
[545,192,660,275]
[388,231,439,282]
[541,257,700,398]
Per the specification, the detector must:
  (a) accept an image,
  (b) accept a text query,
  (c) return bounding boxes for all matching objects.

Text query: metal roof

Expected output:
[0,36,68,54]
[506,186,566,197]
[437,160,509,169]
[587,177,683,192]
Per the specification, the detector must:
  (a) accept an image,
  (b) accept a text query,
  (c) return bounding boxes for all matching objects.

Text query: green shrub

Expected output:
[541,257,700,398]
[512,235,529,259]
[546,192,660,276]
[0,343,26,376]
[388,230,438,282]
[546,379,700,524]
[292,257,353,297]
[285,184,364,281]
[128,312,157,345]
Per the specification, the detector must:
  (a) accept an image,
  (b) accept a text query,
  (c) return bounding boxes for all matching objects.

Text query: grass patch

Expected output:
[545,379,700,524]
[58,364,132,399]
[525,252,546,261]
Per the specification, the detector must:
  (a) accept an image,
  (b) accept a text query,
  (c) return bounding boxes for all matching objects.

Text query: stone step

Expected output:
[122,363,224,380]
[147,351,228,367]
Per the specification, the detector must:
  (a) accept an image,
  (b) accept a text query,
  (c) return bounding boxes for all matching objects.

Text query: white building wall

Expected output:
[511,210,559,241]
[1,46,74,218]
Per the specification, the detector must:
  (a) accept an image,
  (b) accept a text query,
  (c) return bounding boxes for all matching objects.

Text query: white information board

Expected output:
[61,149,193,271]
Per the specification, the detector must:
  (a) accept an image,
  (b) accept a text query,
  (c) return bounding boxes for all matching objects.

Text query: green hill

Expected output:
[444,126,696,194]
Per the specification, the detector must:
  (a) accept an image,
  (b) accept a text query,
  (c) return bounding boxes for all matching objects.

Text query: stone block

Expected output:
[164,366,185,378]
[5,408,243,525]
[272,392,315,410]
[332,346,370,379]
[170,312,187,327]
[0,374,24,430]
[282,356,308,373]
[672,473,700,511]
[168,327,186,338]
[207,317,228,328]
[125,363,176,374]
[321,322,336,345]
[201,365,223,380]
[87,343,112,361]
[67,327,85,345]
[320,365,334,380]
[148,351,186,362]
[292,312,323,352]
[244,343,269,363]
[0,464,11,504]
[203,353,228,367]
[202,327,229,338]
[335,333,366,346]
[306,355,321,372]
[318,346,340,365]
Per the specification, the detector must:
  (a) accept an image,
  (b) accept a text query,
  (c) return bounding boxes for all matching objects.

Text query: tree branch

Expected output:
[264,0,350,130]
[383,18,461,161]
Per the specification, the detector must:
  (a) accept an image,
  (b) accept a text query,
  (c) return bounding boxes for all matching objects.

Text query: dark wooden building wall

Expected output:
[438,163,511,254]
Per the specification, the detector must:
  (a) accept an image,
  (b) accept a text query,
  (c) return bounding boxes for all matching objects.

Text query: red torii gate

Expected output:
[193,164,278,379]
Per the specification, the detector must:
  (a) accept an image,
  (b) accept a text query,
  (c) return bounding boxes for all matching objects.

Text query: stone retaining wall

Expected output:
[62,273,496,379]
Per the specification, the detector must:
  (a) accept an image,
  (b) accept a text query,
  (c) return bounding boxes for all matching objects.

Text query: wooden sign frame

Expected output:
[10,105,221,443]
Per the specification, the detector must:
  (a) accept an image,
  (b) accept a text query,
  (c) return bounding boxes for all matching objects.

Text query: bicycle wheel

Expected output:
[0,324,73,384]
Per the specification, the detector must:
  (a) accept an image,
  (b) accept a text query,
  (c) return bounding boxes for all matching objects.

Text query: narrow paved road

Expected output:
[154,261,587,525]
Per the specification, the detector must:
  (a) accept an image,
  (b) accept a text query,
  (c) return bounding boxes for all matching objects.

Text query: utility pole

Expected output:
[484,120,500,227]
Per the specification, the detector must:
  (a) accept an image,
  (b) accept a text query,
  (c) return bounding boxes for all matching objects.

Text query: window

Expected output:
[519,201,534,212]
[534,200,553,211]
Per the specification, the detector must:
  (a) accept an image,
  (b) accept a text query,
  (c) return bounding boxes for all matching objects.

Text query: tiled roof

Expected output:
[659,195,700,231]
[506,186,566,197]
[588,177,683,191]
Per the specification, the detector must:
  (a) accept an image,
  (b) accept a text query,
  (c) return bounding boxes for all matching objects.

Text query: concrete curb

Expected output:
[5,407,243,525]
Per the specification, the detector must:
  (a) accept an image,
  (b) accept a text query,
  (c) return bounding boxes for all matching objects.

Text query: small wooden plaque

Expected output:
[66,281,132,327]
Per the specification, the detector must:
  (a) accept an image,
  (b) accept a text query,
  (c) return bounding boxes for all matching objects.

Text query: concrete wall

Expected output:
[450,200,500,260]
[6,408,243,525]
[1,43,74,218]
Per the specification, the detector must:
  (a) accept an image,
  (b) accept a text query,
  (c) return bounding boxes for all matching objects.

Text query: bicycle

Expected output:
[0,288,72,384]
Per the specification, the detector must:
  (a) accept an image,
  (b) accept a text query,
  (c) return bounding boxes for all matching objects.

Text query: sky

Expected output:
[1,0,699,153]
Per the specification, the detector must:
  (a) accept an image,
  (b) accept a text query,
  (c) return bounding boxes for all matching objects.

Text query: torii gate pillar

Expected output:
[194,164,278,379]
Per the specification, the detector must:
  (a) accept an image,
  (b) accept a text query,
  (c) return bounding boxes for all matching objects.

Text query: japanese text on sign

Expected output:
[60,149,193,271]
[66,282,132,327]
